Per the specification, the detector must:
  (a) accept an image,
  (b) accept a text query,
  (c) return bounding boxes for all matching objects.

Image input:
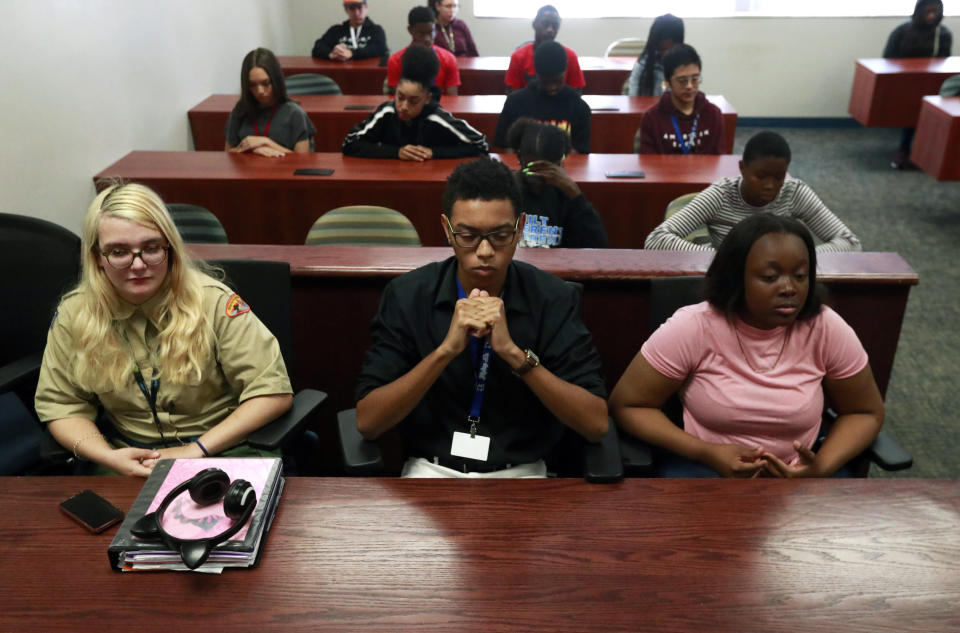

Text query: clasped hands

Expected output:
[704,440,823,478]
[330,43,354,61]
[399,145,434,162]
[440,288,522,368]
[231,136,287,158]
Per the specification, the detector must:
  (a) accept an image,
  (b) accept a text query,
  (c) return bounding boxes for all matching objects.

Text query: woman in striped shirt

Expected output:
[644,131,861,252]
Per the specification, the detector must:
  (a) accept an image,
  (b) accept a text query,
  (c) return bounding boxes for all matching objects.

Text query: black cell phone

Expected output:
[590,107,621,112]
[343,104,375,110]
[605,170,646,179]
[60,490,124,534]
[293,168,335,176]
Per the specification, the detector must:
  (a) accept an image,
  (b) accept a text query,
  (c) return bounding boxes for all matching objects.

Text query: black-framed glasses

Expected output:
[100,244,169,269]
[444,216,520,249]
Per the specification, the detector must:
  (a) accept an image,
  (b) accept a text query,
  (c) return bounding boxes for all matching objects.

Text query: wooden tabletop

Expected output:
[911,96,960,180]
[3,476,957,633]
[95,152,745,247]
[848,56,960,127]
[188,93,737,154]
[277,55,636,95]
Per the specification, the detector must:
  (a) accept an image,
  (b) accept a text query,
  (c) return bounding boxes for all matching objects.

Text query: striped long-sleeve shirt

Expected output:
[644,177,862,252]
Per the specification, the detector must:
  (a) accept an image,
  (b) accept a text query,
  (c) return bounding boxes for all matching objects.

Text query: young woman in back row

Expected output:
[627,13,685,97]
[225,48,317,157]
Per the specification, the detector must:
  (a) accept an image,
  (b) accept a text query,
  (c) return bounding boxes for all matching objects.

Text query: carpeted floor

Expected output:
[733,125,960,477]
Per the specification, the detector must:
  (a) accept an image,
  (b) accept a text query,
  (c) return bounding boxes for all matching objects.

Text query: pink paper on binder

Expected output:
[146,458,275,541]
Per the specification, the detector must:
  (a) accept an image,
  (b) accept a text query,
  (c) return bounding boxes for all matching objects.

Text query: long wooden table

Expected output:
[189,94,738,155]
[187,245,916,418]
[94,152,743,248]
[911,96,960,180]
[848,56,960,127]
[3,477,957,632]
[278,55,636,95]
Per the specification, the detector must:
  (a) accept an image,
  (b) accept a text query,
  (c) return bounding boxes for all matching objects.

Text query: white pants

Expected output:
[400,457,548,479]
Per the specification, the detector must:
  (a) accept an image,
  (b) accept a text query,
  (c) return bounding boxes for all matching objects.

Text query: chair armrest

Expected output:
[40,428,71,463]
[336,408,384,475]
[582,418,623,483]
[247,389,327,451]
[868,430,913,471]
[0,353,42,392]
[618,430,655,476]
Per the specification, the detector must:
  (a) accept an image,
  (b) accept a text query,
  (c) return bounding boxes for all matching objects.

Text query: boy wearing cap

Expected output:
[312,1,388,61]
[494,41,592,154]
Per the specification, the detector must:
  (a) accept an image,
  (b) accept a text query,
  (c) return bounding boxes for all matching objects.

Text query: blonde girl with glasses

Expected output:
[35,183,293,476]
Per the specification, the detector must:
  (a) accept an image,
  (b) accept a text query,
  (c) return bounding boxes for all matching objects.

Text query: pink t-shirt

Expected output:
[387,45,461,89]
[641,302,868,463]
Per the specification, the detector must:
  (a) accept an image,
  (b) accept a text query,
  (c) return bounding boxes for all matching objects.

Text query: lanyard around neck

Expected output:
[456,279,492,438]
[118,326,178,447]
[350,24,363,49]
[253,105,278,137]
[441,23,456,52]
[670,113,700,155]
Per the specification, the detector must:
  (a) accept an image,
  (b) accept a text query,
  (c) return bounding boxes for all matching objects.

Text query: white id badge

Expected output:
[450,431,490,462]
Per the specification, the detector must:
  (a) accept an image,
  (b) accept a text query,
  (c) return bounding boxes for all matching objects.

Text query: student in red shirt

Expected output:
[505,5,584,93]
[636,44,724,155]
[387,6,460,96]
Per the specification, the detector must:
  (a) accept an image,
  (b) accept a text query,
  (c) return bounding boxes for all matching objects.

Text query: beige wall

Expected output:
[288,0,960,118]
[1,0,294,230]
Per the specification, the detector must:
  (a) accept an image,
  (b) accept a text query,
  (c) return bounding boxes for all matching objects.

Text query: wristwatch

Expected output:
[512,348,540,377]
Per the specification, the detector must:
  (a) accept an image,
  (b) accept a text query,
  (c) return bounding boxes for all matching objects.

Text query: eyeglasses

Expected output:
[671,74,702,87]
[445,216,520,249]
[100,243,169,269]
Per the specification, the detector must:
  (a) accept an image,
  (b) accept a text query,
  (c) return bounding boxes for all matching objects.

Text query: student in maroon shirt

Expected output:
[635,44,724,155]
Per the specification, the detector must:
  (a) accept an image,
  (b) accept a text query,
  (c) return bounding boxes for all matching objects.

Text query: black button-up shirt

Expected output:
[356,257,606,467]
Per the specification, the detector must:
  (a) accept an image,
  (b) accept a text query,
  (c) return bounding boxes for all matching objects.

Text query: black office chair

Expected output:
[0,213,81,474]
[617,275,913,477]
[336,281,623,483]
[209,259,328,473]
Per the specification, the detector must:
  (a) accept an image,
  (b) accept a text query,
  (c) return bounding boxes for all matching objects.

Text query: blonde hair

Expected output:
[70,183,216,392]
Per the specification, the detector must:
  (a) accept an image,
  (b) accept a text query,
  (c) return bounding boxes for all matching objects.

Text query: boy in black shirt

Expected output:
[508,118,608,248]
[312,1,388,61]
[494,41,591,154]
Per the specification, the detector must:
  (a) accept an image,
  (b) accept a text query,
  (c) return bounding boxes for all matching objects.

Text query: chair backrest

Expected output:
[0,213,81,367]
[285,73,342,95]
[605,38,645,58]
[649,276,707,427]
[664,192,711,245]
[940,73,960,97]
[305,206,422,246]
[207,260,293,367]
[165,203,229,244]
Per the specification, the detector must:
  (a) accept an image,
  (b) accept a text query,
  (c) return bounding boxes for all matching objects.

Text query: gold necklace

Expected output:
[733,324,789,373]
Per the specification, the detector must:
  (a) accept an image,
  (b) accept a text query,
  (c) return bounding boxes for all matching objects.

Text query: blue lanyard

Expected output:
[456,279,492,438]
[670,113,700,155]
[133,368,173,447]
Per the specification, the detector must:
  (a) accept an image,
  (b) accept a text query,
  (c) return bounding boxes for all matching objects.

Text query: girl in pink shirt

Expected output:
[610,214,885,478]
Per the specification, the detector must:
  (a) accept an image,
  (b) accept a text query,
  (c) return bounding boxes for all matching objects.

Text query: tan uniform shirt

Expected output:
[35,278,292,445]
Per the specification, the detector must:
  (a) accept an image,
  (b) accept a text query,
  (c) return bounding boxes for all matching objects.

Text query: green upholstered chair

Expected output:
[285,73,342,96]
[165,203,228,244]
[305,206,422,246]
[664,192,711,246]
[605,38,645,59]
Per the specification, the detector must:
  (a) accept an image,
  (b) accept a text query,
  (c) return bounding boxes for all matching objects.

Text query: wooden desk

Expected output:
[187,245,916,417]
[911,96,960,180]
[848,57,960,127]
[278,55,635,96]
[188,94,738,155]
[95,152,743,248]
[3,477,957,633]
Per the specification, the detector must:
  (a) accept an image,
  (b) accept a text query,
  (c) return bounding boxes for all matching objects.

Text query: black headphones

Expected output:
[130,468,257,569]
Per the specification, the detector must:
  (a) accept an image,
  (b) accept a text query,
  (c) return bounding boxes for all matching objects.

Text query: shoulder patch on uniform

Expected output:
[225,294,250,318]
